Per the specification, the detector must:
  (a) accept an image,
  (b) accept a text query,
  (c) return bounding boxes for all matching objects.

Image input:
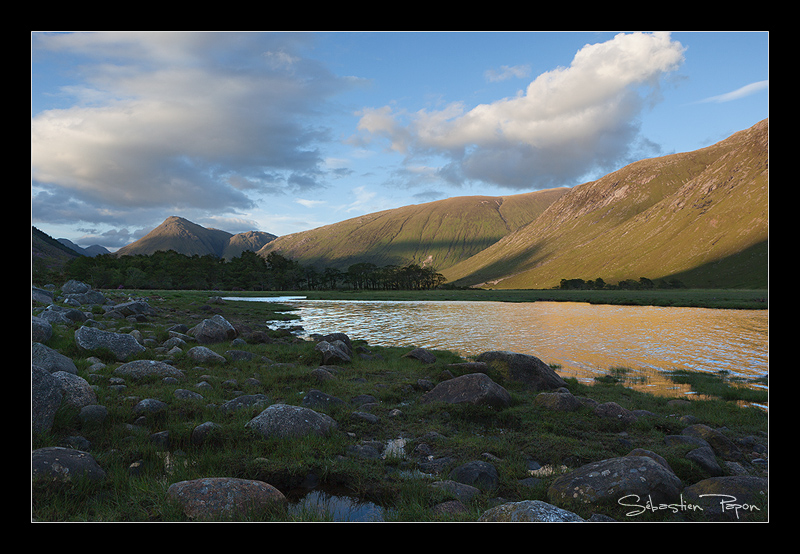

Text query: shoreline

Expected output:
[219,288,768,311]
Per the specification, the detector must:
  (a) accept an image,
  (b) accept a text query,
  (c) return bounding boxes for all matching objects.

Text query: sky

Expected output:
[31,31,769,251]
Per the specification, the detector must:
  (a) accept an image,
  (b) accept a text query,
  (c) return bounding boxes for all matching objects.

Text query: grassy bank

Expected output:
[32,289,768,521]
[219,288,769,310]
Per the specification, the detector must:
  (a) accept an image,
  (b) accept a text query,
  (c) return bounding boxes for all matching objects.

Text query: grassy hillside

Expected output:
[443,119,768,289]
[257,188,569,271]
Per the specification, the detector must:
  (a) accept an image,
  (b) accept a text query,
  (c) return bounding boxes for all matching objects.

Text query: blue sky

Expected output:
[31,31,769,251]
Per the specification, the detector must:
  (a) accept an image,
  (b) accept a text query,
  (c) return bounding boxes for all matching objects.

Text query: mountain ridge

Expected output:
[442,119,768,289]
[113,216,277,260]
[34,119,768,289]
[256,188,569,271]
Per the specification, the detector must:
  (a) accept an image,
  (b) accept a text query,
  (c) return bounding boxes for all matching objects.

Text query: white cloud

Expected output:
[357,31,686,190]
[698,80,769,103]
[31,31,353,228]
[484,64,530,82]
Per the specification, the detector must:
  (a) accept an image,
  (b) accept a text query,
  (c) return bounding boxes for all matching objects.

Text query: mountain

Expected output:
[114,216,276,259]
[32,226,81,271]
[256,188,570,271]
[57,238,110,257]
[442,119,769,289]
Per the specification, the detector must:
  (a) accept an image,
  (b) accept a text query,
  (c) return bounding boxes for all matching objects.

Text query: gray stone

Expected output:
[245,404,338,439]
[32,316,53,343]
[32,342,78,374]
[479,500,585,522]
[449,460,500,491]
[32,365,63,435]
[52,371,97,410]
[548,455,683,507]
[167,477,286,520]
[191,315,237,344]
[32,446,106,482]
[114,359,185,380]
[476,350,567,391]
[74,326,146,361]
[421,372,511,409]
[187,345,227,364]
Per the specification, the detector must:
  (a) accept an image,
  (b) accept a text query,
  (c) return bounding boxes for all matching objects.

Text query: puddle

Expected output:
[288,489,388,522]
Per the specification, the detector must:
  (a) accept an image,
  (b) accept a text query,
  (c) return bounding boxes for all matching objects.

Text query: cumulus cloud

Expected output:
[356,31,686,190]
[31,31,353,228]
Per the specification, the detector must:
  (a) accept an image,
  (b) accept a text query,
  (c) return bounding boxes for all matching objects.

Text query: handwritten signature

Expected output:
[618,494,762,519]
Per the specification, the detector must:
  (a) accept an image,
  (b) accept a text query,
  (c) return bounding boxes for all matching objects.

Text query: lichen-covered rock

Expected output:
[548,455,683,507]
[52,371,97,410]
[190,315,237,344]
[32,342,78,375]
[167,477,286,520]
[32,365,63,435]
[74,326,146,361]
[476,350,567,391]
[421,373,511,409]
[681,476,768,521]
[113,359,185,380]
[32,446,106,483]
[479,500,585,522]
[245,404,338,439]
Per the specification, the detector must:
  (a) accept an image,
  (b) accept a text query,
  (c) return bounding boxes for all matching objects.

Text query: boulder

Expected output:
[403,347,436,364]
[680,476,768,521]
[74,326,146,361]
[113,359,185,380]
[548,455,683,507]
[190,315,237,344]
[593,401,637,426]
[245,404,338,439]
[31,316,53,343]
[187,345,227,364]
[302,389,346,411]
[533,390,582,411]
[449,460,500,491]
[32,446,106,482]
[315,340,351,365]
[476,350,566,391]
[479,500,585,522]
[421,372,511,409]
[31,342,78,374]
[61,280,91,294]
[52,371,97,410]
[32,286,54,305]
[219,394,272,414]
[105,300,157,319]
[682,424,743,461]
[32,365,63,435]
[167,477,286,521]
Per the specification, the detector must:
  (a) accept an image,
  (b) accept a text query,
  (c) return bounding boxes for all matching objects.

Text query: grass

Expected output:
[32,288,768,522]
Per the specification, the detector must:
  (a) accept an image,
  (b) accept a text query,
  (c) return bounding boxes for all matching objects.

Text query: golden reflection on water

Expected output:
[257,299,768,402]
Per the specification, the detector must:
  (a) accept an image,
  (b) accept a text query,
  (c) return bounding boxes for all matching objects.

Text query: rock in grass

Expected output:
[74,326,146,361]
[476,350,567,391]
[32,365,63,435]
[479,500,585,522]
[245,404,338,439]
[167,477,286,520]
[548,455,683,507]
[32,342,78,375]
[114,359,185,380]
[421,373,511,409]
[680,476,768,521]
[32,446,106,483]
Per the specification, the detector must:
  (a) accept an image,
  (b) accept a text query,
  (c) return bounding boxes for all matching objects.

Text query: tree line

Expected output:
[55,249,447,292]
[558,277,686,290]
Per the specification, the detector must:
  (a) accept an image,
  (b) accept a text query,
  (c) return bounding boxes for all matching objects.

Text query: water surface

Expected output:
[229,297,768,401]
